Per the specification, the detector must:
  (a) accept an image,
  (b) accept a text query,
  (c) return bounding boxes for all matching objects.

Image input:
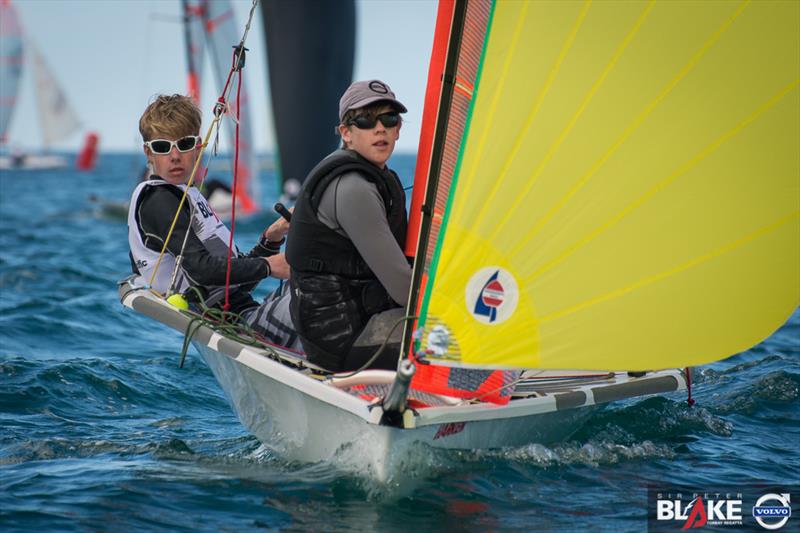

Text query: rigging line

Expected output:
[449,0,531,224]
[524,77,799,285]
[538,210,800,324]
[492,1,655,243]
[167,204,194,296]
[216,0,258,106]
[176,287,282,368]
[465,0,590,230]
[507,0,750,260]
[223,68,244,312]
[470,373,524,403]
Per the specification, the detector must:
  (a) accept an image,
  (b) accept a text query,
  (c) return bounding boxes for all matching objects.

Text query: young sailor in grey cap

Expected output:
[286,80,411,372]
[338,79,408,123]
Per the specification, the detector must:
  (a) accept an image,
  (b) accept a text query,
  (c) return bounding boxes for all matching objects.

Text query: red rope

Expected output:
[222,49,244,313]
[685,367,696,406]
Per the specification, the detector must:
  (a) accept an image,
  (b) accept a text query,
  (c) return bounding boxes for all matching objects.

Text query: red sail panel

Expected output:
[405,0,455,257]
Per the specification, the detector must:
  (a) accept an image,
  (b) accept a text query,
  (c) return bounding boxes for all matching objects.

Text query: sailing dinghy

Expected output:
[0,0,82,171]
[121,0,799,480]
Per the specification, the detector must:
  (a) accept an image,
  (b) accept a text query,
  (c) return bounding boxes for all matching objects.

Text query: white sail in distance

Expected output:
[29,41,81,148]
[0,0,24,144]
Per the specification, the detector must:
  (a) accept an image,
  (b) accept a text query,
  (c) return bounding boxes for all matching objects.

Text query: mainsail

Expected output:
[0,0,23,145]
[407,0,799,371]
[202,0,259,213]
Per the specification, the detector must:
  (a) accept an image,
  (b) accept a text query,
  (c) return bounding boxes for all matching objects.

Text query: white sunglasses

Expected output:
[144,135,202,155]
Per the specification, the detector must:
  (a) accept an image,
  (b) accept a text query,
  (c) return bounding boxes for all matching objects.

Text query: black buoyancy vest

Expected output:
[285,149,408,370]
[286,149,407,276]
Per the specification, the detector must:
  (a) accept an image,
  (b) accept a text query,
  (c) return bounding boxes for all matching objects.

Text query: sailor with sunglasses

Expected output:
[128,94,300,349]
[286,80,412,372]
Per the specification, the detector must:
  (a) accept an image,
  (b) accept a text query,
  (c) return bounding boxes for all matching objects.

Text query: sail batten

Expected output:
[410,0,799,371]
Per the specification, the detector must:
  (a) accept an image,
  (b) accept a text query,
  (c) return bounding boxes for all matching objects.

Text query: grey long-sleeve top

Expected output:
[316,171,411,306]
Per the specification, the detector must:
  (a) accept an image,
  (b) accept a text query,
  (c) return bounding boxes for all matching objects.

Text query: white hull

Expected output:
[0,154,69,170]
[196,341,601,479]
[120,280,687,480]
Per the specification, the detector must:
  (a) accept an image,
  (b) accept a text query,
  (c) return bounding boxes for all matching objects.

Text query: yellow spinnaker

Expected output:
[422,0,799,370]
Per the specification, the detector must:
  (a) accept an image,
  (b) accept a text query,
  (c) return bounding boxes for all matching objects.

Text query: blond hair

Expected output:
[139,94,201,141]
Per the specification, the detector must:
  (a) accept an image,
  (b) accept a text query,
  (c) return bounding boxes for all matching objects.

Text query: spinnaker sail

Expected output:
[408,0,799,371]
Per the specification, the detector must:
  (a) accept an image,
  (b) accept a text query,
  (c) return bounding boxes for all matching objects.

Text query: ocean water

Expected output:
[1,153,798,532]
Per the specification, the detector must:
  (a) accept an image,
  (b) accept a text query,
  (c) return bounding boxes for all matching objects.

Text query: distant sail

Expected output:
[182,0,207,103]
[0,0,24,144]
[261,0,354,195]
[30,41,81,148]
[202,0,259,213]
[408,0,800,371]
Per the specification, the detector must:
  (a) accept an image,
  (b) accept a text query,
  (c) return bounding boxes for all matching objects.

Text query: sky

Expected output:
[7,0,438,154]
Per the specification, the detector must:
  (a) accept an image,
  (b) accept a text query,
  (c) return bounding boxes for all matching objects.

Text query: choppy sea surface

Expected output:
[1,153,798,532]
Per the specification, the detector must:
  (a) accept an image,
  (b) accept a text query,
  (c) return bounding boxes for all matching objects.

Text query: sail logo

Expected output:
[466,268,518,325]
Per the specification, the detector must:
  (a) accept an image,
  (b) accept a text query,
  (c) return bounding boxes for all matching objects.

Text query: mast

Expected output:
[400,0,475,360]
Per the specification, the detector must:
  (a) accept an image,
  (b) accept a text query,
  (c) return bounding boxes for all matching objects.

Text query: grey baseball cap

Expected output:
[338,80,407,122]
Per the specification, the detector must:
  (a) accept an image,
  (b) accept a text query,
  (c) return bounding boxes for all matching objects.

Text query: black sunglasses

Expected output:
[348,112,400,130]
[144,135,201,155]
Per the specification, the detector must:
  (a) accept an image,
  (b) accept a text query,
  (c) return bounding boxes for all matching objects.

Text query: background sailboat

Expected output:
[0,0,85,171]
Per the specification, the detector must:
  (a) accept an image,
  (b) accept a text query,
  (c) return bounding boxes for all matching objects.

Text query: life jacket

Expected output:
[286,149,408,370]
[127,178,237,306]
